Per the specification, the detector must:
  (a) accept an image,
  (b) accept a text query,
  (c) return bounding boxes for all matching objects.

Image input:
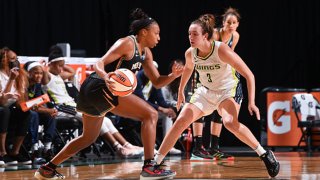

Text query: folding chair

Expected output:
[292,93,320,152]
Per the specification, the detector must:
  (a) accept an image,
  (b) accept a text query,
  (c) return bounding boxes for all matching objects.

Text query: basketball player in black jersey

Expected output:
[35,8,183,180]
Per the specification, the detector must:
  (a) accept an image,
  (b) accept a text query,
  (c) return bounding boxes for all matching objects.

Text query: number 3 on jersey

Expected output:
[206,73,212,83]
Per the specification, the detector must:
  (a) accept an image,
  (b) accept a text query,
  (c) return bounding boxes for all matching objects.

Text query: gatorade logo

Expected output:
[268,101,291,134]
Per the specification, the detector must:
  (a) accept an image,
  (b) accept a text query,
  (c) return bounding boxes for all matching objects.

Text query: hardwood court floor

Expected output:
[1,151,320,179]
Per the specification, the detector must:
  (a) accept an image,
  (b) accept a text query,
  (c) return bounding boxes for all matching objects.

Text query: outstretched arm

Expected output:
[218,43,260,120]
[176,48,194,111]
[143,49,183,89]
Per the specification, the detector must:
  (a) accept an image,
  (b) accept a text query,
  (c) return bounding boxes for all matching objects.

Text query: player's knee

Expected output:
[174,117,191,131]
[222,115,235,130]
[143,108,158,124]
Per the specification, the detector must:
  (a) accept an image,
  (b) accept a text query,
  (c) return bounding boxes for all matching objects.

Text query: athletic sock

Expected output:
[194,136,203,150]
[154,153,165,164]
[210,135,219,150]
[254,144,266,156]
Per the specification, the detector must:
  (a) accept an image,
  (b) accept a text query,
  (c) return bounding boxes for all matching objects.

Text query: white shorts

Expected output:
[189,86,234,116]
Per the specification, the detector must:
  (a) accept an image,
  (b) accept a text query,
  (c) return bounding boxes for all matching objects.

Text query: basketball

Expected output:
[109,68,137,97]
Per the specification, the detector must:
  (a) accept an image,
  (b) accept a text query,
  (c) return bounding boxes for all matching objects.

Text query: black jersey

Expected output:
[77,35,147,116]
[104,35,145,74]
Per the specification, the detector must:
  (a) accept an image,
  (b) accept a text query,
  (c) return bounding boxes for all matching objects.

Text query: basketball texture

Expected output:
[109,68,137,97]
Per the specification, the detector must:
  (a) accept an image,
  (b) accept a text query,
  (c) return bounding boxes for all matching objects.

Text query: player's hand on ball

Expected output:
[104,72,116,91]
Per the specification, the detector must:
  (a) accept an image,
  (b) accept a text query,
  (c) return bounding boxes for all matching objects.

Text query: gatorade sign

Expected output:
[267,91,306,146]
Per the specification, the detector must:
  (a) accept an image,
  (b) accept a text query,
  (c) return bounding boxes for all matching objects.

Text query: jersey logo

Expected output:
[131,62,142,71]
[195,64,221,71]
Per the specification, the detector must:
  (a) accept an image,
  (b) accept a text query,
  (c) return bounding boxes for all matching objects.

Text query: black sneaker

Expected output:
[260,150,280,177]
[32,150,46,165]
[2,154,18,165]
[34,164,65,179]
[140,160,176,179]
[11,154,32,165]
[191,147,213,160]
[209,149,234,160]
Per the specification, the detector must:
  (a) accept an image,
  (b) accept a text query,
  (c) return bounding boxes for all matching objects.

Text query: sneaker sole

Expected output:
[190,155,214,161]
[35,171,64,180]
[140,173,176,180]
[34,172,46,180]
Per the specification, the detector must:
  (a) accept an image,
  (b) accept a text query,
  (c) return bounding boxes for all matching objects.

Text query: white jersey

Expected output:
[0,71,18,106]
[192,41,239,92]
[43,72,76,106]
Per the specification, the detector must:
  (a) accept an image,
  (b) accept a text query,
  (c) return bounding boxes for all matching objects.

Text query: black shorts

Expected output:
[76,73,118,116]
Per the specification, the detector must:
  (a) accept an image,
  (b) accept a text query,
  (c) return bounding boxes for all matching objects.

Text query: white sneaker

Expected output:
[123,144,144,155]
[169,148,182,155]
[131,145,144,152]
[117,147,143,158]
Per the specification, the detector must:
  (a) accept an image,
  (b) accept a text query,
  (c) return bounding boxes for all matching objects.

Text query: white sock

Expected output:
[113,142,122,151]
[154,153,165,164]
[44,142,52,151]
[254,144,266,156]
[32,143,39,151]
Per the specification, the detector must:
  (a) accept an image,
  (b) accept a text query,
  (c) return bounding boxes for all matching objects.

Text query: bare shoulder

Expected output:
[213,28,220,40]
[109,36,135,56]
[115,36,134,49]
[233,31,240,40]
[185,47,193,56]
[218,42,233,56]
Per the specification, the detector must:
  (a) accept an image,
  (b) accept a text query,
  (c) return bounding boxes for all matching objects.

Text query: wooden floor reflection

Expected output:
[1,152,320,179]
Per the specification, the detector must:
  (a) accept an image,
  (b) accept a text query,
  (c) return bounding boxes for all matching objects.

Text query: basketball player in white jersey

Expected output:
[191,9,242,160]
[154,18,280,178]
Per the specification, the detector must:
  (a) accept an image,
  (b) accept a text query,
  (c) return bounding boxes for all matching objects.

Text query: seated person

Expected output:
[0,47,31,165]
[23,61,58,163]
